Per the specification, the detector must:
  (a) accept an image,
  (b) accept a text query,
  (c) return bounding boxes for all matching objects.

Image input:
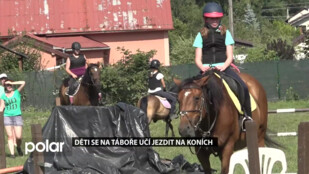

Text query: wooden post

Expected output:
[245,120,260,174]
[55,97,61,106]
[228,0,234,38]
[31,124,44,174]
[298,122,309,174]
[0,112,6,169]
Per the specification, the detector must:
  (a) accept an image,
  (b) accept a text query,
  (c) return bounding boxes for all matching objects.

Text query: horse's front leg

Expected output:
[219,141,235,174]
[165,118,175,137]
[165,120,169,137]
[168,120,175,137]
[196,148,212,174]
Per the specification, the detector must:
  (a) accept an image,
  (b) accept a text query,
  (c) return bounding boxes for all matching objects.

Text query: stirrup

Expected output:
[241,116,253,132]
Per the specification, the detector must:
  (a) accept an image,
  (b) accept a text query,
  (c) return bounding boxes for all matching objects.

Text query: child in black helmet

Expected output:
[193,2,252,125]
[148,59,177,117]
[65,42,88,104]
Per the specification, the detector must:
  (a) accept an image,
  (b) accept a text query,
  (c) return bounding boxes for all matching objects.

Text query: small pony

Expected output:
[59,64,101,106]
[175,69,275,174]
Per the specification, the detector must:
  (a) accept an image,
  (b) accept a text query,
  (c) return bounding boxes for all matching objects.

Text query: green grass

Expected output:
[3,100,309,173]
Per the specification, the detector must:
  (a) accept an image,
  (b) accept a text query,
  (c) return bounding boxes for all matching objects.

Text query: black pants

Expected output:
[224,67,251,116]
[152,90,177,115]
[68,77,80,96]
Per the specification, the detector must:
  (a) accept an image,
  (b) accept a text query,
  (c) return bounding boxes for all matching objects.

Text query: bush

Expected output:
[245,46,279,62]
[267,39,295,60]
[285,87,299,101]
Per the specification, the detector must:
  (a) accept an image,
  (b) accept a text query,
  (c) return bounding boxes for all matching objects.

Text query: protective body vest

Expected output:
[69,54,86,69]
[148,72,161,90]
[69,54,86,76]
[202,28,227,64]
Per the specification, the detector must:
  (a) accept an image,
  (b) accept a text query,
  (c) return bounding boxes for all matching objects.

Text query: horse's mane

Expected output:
[179,69,224,115]
[82,64,99,84]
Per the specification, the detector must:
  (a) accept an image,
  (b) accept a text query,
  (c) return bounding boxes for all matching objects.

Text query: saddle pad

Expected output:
[214,73,257,114]
[154,96,171,109]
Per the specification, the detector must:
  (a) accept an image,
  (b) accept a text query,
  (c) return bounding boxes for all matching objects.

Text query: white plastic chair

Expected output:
[228,147,287,174]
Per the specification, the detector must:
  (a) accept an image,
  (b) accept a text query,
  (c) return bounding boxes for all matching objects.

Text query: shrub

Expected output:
[285,87,299,101]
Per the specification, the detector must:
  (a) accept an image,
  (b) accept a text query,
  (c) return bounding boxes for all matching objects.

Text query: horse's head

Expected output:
[175,70,223,137]
[84,64,101,91]
[175,75,208,137]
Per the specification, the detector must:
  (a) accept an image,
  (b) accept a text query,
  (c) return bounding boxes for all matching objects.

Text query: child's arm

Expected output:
[161,78,166,91]
[5,81,26,92]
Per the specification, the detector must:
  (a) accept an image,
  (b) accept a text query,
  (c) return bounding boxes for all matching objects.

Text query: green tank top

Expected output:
[1,90,22,116]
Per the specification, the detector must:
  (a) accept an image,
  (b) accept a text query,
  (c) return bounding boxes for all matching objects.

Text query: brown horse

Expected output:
[175,69,270,174]
[137,95,175,137]
[59,64,101,106]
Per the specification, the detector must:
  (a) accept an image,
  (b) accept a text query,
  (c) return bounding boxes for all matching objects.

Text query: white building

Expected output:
[286,8,309,60]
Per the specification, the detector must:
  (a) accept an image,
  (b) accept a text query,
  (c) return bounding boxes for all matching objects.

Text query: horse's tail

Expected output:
[140,96,148,115]
[265,129,285,149]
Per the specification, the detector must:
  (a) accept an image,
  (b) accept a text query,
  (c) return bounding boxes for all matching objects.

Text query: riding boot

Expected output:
[69,96,74,105]
[241,105,253,131]
[169,105,178,119]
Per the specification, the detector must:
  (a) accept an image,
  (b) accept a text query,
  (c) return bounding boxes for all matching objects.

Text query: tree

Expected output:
[0,38,40,72]
[169,0,203,65]
[243,4,259,30]
[267,38,295,60]
[170,36,195,65]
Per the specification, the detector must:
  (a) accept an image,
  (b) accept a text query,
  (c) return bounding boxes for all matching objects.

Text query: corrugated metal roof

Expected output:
[2,34,69,58]
[0,0,173,36]
[3,34,109,55]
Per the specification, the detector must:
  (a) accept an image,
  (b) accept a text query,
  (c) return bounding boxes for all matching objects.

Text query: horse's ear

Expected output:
[173,78,182,86]
[96,61,103,68]
[194,76,209,87]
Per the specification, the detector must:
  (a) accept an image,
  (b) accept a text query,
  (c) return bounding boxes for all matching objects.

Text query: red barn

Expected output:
[0,0,173,70]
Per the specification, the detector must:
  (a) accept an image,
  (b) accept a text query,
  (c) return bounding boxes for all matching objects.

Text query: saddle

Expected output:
[64,77,83,96]
[154,95,171,109]
[214,72,257,114]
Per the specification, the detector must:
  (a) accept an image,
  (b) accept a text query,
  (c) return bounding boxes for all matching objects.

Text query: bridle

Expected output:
[179,86,218,155]
[179,88,207,136]
[179,87,216,138]
[83,65,100,88]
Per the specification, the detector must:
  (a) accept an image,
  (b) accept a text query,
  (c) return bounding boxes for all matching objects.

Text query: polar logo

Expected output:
[25,140,64,155]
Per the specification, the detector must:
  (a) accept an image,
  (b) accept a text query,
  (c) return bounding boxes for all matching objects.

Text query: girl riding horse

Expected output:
[65,42,101,105]
[148,59,177,117]
[193,2,252,129]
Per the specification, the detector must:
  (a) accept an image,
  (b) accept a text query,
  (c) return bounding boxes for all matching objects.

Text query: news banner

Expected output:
[72,137,218,147]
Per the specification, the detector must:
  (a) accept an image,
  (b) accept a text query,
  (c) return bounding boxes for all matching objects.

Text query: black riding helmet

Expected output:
[150,59,160,69]
[203,2,223,18]
[71,42,81,50]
